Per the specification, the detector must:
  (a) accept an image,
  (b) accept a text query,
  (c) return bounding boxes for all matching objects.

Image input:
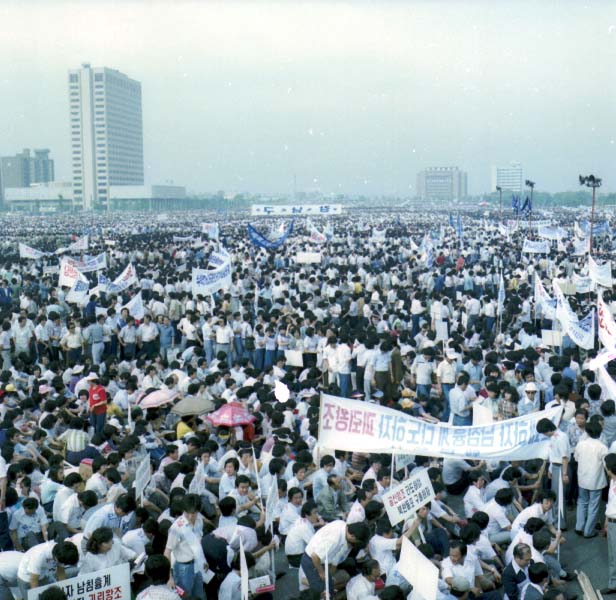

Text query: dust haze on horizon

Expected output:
[1,0,615,197]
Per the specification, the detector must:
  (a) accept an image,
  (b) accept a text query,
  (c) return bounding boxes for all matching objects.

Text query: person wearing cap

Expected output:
[518,383,539,417]
[437,349,459,423]
[86,374,107,434]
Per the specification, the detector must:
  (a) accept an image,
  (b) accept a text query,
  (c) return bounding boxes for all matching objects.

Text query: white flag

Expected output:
[122,292,145,320]
[19,243,48,260]
[59,258,88,289]
[65,278,90,305]
[589,255,613,288]
[68,235,89,252]
[110,263,138,293]
[239,537,249,600]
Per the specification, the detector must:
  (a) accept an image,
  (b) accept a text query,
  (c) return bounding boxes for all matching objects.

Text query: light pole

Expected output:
[579,174,602,255]
[496,186,502,222]
[525,180,535,235]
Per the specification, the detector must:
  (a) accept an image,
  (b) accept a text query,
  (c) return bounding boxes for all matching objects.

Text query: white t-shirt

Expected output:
[368,534,397,576]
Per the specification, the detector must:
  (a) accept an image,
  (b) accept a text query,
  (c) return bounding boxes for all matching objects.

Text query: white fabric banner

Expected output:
[109,263,138,292]
[192,261,232,297]
[534,277,556,319]
[522,239,549,254]
[202,223,219,239]
[318,394,561,460]
[553,280,595,349]
[251,204,342,216]
[122,292,145,320]
[65,278,90,305]
[589,256,613,288]
[596,365,616,400]
[537,225,567,240]
[58,258,88,289]
[573,238,590,256]
[587,350,616,370]
[68,235,89,252]
[598,292,616,350]
[64,252,107,273]
[572,274,594,294]
[398,537,439,600]
[19,243,48,260]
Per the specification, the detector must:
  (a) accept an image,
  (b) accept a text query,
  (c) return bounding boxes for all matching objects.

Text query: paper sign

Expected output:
[284,350,304,367]
[472,402,493,426]
[29,563,130,600]
[397,537,439,600]
[382,469,435,526]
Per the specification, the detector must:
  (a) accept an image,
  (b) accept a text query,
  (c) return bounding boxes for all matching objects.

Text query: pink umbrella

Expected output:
[207,402,256,427]
[139,388,179,409]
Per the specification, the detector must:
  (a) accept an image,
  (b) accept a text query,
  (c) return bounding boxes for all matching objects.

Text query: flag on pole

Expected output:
[497,273,506,316]
[239,537,249,600]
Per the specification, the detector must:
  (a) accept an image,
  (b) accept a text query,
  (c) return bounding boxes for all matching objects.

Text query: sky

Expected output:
[1,0,615,196]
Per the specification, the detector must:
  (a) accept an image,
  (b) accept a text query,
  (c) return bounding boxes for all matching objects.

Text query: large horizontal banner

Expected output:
[64,252,107,273]
[192,261,232,296]
[251,204,343,216]
[522,239,550,254]
[318,394,561,461]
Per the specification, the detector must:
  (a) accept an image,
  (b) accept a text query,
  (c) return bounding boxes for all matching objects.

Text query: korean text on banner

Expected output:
[19,243,48,260]
[398,537,439,600]
[251,204,342,216]
[192,261,232,297]
[28,563,130,600]
[383,469,435,526]
[318,394,562,461]
[109,263,138,293]
[59,258,88,289]
[522,239,549,254]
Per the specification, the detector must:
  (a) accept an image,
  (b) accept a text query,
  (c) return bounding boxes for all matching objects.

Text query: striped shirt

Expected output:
[58,428,89,452]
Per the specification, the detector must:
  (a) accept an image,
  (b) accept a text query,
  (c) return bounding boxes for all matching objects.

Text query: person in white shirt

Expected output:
[135,554,181,600]
[17,540,80,599]
[510,492,558,539]
[79,527,137,575]
[0,550,24,600]
[285,500,323,567]
[440,541,483,597]
[301,520,370,597]
[574,420,608,537]
[346,489,370,524]
[463,472,487,518]
[346,559,381,600]
[279,488,303,535]
[483,488,514,544]
[602,453,616,595]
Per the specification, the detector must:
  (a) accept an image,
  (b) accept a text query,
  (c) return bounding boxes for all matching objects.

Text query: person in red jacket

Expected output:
[86,373,107,434]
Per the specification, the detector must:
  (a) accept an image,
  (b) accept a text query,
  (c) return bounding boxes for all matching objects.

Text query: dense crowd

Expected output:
[0,209,615,600]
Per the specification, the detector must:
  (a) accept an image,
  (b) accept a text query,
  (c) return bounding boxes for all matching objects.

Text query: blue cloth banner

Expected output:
[247,220,294,249]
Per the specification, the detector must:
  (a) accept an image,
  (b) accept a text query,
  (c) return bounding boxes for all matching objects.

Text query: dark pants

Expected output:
[300,552,331,600]
[446,471,470,496]
[90,412,106,434]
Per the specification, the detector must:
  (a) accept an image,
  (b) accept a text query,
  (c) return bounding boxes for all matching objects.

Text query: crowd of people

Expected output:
[0,208,614,600]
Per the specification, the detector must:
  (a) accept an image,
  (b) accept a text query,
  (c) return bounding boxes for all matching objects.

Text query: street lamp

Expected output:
[525,179,535,234]
[579,174,602,255]
[496,186,502,221]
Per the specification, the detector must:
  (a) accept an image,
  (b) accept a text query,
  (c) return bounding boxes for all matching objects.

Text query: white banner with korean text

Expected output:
[318,394,562,461]
[251,204,343,216]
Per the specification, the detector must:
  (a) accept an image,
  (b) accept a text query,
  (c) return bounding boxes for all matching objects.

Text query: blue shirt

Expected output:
[158,323,174,347]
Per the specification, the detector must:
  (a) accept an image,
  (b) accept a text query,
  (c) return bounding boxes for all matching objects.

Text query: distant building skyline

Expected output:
[69,63,143,210]
[491,162,523,194]
[416,167,468,202]
[0,148,54,207]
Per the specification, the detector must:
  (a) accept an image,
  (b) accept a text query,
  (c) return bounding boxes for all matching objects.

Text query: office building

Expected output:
[68,63,143,210]
[491,162,523,193]
[416,167,467,201]
[0,149,55,205]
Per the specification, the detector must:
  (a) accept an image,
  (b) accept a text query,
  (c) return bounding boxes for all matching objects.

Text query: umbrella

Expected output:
[139,388,179,409]
[207,402,256,427]
[171,395,215,417]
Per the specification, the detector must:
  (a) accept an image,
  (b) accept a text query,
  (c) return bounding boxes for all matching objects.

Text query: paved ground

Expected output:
[272,502,610,599]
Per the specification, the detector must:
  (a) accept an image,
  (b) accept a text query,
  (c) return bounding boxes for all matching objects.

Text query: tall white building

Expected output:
[69,63,143,210]
[491,162,523,193]
[416,167,468,201]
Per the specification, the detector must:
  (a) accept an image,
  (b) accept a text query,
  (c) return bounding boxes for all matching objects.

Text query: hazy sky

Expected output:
[1,0,615,196]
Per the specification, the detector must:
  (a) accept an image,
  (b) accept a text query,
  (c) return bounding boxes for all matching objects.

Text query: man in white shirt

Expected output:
[301,520,370,598]
[574,420,607,538]
[346,559,380,600]
[463,472,487,518]
[285,500,323,567]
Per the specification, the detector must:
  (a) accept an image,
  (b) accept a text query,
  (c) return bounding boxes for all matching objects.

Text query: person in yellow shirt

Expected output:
[176,416,195,440]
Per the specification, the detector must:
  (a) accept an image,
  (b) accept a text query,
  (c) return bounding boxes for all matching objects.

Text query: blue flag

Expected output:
[521,196,532,215]
[247,220,294,249]
[511,195,520,216]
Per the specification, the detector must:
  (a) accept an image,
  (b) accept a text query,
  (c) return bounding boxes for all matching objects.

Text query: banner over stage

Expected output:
[251,204,343,216]
[318,394,561,461]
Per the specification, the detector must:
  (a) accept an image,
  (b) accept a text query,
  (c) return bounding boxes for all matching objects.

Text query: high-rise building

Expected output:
[0,148,55,206]
[491,162,523,193]
[416,167,467,201]
[68,63,143,210]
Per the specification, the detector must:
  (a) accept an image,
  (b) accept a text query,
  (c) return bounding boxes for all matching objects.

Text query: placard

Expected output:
[295,252,322,264]
[28,563,130,600]
[397,537,439,600]
[285,350,304,367]
[541,330,563,348]
[382,469,435,526]
[472,402,493,426]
